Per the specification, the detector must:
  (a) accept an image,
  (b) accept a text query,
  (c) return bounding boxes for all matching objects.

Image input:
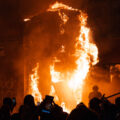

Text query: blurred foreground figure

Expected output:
[115,97,120,120]
[89,97,117,120]
[67,103,99,120]
[89,97,102,114]
[89,85,102,101]
[19,95,38,120]
[115,97,120,113]
[0,97,16,120]
[38,95,68,120]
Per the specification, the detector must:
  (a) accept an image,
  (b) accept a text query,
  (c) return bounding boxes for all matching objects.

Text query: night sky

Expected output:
[0,0,120,64]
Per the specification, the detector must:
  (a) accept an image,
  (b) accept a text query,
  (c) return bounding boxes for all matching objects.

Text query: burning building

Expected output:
[0,0,120,112]
[23,2,99,111]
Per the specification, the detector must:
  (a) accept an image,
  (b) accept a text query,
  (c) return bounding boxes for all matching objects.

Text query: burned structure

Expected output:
[0,0,120,111]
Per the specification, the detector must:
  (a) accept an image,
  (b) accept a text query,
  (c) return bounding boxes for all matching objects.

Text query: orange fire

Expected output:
[29,63,42,103]
[47,2,79,12]
[48,2,99,109]
[29,2,99,112]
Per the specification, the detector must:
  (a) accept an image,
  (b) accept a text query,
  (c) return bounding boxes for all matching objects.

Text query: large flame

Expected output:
[29,2,99,112]
[48,2,99,108]
[29,63,42,103]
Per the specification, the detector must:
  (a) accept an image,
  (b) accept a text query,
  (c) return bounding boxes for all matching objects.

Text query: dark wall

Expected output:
[0,0,24,106]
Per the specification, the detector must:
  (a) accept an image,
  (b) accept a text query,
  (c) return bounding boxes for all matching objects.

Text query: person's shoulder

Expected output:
[89,92,94,97]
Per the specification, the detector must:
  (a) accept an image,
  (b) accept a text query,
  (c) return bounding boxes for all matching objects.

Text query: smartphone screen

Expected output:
[12,98,16,104]
[41,109,51,114]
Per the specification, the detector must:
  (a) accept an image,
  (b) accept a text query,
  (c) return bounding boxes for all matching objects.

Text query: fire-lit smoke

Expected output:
[29,1,99,112]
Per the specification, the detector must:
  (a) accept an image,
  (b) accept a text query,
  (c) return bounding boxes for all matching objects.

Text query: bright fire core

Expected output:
[29,2,99,112]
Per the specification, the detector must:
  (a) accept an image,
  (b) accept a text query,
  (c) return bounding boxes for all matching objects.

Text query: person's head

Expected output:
[76,102,87,109]
[93,85,99,92]
[3,97,13,110]
[24,95,35,107]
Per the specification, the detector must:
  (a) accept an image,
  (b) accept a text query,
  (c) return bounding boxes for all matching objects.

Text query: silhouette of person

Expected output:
[89,85,102,101]
[0,97,15,120]
[67,102,99,120]
[20,95,38,120]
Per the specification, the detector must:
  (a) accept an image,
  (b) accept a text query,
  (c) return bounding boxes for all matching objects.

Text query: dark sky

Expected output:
[0,0,120,64]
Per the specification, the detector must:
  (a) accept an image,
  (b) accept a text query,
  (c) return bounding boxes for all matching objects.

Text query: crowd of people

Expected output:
[0,86,120,120]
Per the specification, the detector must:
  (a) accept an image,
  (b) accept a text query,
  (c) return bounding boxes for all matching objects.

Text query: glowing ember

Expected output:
[24,18,31,22]
[60,45,65,53]
[29,63,42,103]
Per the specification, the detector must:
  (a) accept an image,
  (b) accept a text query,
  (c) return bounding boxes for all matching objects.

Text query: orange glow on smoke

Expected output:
[29,2,99,112]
